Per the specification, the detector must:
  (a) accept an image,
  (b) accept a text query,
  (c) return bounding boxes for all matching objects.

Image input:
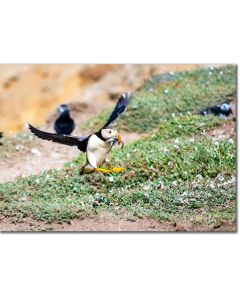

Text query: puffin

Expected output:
[0,132,3,145]
[54,104,75,135]
[200,102,232,119]
[29,93,131,174]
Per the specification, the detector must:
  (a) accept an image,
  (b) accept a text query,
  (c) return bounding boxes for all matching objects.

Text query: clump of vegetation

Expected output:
[0,114,236,226]
[85,65,236,133]
[0,65,236,229]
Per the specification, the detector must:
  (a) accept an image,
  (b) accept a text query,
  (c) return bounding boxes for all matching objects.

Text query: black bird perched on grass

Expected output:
[200,102,232,119]
[54,104,75,135]
[29,93,131,174]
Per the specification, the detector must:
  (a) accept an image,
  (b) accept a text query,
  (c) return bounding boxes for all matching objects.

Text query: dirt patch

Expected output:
[207,120,236,141]
[0,213,236,232]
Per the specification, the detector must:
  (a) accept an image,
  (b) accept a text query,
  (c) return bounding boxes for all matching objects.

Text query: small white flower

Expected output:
[21,196,27,202]
[143,185,151,191]
[209,182,215,189]
[164,89,169,94]
[164,147,169,153]
[35,178,40,184]
[219,71,223,75]
[228,139,234,144]
[209,71,212,76]
[171,113,176,117]
[229,176,236,184]
[108,176,114,182]
[218,175,224,182]
[174,138,179,144]
[172,181,177,187]
[95,193,101,200]
[169,71,174,76]
[196,174,203,181]
[89,195,94,203]
[126,153,131,158]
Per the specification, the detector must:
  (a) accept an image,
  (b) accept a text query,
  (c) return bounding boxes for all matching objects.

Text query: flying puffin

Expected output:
[200,102,232,119]
[29,93,131,174]
[54,104,75,135]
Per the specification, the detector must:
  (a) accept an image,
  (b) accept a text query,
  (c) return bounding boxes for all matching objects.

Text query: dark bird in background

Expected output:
[54,104,75,135]
[0,132,3,145]
[200,102,232,119]
[29,93,131,174]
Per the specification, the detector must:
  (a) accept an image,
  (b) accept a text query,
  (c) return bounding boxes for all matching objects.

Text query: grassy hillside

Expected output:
[0,65,236,230]
[84,65,236,133]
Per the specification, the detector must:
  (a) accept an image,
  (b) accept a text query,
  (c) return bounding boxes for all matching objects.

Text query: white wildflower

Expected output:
[88,195,94,203]
[209,182,215,189]
[217,175,224,182]
[196,174,203,181]
[172,181,177,187]
[95,193,101,200]
[143,185,151,191]
[174,138,179,144]
[108,176,114,182]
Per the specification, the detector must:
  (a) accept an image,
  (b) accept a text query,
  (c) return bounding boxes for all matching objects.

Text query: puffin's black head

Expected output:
[58,104,70,115]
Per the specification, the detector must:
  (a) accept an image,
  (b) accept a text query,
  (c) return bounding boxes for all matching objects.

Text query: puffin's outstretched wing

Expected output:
[28,124,89,152]
[102,92,131,128]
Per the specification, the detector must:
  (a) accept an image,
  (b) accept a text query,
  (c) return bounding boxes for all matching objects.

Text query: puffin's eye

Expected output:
[108,130,111,133]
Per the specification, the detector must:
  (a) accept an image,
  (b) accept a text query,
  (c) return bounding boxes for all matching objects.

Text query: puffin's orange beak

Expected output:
[118,132,124,148]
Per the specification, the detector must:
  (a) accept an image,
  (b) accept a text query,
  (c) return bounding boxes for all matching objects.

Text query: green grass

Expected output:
[0,114,236,226]
[0,65,236,229]
[84,65,236,133]
[0,132,37,160]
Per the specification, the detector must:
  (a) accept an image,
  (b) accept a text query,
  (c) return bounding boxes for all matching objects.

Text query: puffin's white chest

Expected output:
[87,134,110,167]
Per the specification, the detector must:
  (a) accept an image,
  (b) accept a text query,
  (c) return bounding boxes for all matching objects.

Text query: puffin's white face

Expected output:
[101,128,123,145]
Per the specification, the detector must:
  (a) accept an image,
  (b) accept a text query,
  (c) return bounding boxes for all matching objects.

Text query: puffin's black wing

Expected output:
[28,124,89,152]
[102,92,131,128]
